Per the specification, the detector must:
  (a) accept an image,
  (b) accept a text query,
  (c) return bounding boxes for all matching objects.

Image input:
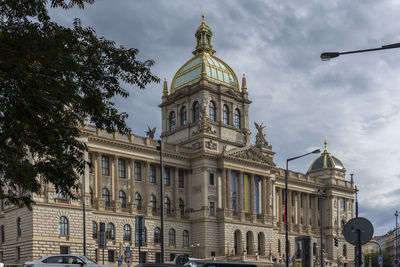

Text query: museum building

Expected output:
[0,15,356,266]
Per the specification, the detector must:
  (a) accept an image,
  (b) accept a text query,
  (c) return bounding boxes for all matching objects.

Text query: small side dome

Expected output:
[307,139,345,173]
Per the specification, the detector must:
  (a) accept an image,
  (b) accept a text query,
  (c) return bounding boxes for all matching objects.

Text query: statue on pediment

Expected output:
[145,126,156,139]
[254,122,269,148]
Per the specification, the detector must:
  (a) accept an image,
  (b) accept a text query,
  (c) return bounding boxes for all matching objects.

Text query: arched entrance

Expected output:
[246,231,254,255]
[257,232,265,255]
[234,230,242,255]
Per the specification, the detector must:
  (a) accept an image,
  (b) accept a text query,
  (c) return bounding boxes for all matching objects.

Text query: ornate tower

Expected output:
[160,14,251,152]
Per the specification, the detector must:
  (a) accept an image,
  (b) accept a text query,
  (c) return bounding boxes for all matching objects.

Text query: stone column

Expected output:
[226,169,231,211]
[266,177,271,216]
[297,192,302,230]
[305,193,310,232]
[174,167,179,217]
[144,162,150,215]
[113,156,120,211]
[276,188,281,223]
[250,174,255,214]
[222,169,226,210]
[96,153,103,209]
[238,171,243,212]
[261,176,266,215]
[313,194,319,230]
[130,159,136,212]
[288,190,292,231]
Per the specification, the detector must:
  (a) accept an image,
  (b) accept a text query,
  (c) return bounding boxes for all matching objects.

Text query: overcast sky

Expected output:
[49,0,400,235]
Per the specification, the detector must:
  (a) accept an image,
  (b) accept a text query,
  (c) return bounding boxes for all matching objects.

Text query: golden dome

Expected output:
[169,14,240,94]
[307,139,345,173]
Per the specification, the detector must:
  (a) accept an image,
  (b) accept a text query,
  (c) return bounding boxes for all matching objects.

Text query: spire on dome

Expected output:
[324,138,328,152]
[193,12,215,56]
[241,73,247,93]
[163,78,168,96]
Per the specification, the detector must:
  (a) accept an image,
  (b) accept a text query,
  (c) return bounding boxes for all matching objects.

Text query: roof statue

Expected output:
[145,126,156,139]
[193,97,216,135]
[254,122,269,148]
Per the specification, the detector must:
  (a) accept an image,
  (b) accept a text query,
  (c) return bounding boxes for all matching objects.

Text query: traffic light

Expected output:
[334,238,338,247]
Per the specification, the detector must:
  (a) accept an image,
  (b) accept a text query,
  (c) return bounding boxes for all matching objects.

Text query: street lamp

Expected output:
[285,149,321,267]
[156,140,165,263]
[395,210,399,261]
[320,42,400,61]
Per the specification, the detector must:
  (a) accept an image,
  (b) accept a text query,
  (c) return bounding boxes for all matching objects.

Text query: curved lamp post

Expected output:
[321,42,400,61]
[285,149,321,267]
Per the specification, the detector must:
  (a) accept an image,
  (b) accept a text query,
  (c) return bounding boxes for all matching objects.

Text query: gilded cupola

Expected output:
[307,139,345,173]
[169,13,240,94]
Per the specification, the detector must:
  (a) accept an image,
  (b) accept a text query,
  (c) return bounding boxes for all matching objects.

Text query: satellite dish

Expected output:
[343,217,374,245]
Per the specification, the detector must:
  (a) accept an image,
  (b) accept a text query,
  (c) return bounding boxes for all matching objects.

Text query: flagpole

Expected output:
[355,185,358,218]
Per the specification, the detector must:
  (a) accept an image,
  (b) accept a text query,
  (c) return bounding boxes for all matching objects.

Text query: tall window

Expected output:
[150,194,157,213]
[149,165,156,183]
[223,104,229,124]
[154,227,161,244]
[209,173,215,185]
[118,159,126,178]
[134,162,141,181]
[1,225,4,242]
[179,199,185,216]
[168,229,176,246]
[119,190,127,209]
[164,168,170,186]
[101,156,109,176]
[135,227,147,245]
[88,153,93,173]
[234,109,240,128]
[340,197,345,211]
[183,230,189,247]
[102,188,110,207]
[17,217,22,237]
[89,187,93,205]
[92,221,98,238]
[170,111,176,131]
[343,244,347,257]
[209,202,215,216]
[180,106,187,126]
[59,216,68,236]
[135,193,142,210]
[209,101,216,122]
[193,101,199,122]
[278,239,281,254]
[178,170,184,188]
[123,224,131,241]
[106,223,115,240]
[165,196,171,215]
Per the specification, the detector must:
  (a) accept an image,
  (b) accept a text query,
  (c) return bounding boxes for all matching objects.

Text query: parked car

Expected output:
[185,260,257,267]
[24,255,112,267]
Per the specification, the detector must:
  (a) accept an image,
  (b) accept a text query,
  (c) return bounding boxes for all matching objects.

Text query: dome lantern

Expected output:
[193,12,215,56]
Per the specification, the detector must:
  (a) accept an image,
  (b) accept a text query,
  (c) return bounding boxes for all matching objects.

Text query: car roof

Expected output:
[136,264,179,267]
[187,261,256,266]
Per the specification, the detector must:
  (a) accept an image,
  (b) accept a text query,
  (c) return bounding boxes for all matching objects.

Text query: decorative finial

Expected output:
[350,173,354,183]
[202,10,205,23]
[241,73,247,93]
[163,77,168,96]
[324,138,328,152]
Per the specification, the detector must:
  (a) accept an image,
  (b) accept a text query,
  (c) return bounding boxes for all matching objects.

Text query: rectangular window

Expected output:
[209,173,215,185]
[107,250,115,262]
[134,162,141,181]
[149,165,156,183]
[155,253,161,263]
[118,159,126,178]
[101,156,109,176]
[211,251,216,257]
[178,170,184,188]
[139,252,146,263]
[0,251,3,262]
[16,247,20,260]
[340,197,346,211]
[60,246,69,254]
[164,168,170,186]
[88,153,93,173]
[210,202,215,216]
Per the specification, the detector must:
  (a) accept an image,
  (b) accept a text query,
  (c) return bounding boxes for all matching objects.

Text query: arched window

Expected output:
[169,111,176,131]
[234,230,242,256]
[180,106,187,126]
[123,224,131,241]
[179,199,185,216]
[92,221,98,239]
[59,216,68,236]
[89,187,93,205]
[234,109,240,128]
[106,223,115,240]
[223,104,229,124]
[154,227,161,244]
[183,230,189,247]
[119,190,126,209]
[135,192,142,211]
[168,229,176,246]
[17,217,22,237]
[102,188,110,207]
[343,244,347,257]
[165,196,171,215]
[209,101,216,122]
[193,101,199,122]
[150,194,157,213]
[246,231,254,254]
[258,232,265,255]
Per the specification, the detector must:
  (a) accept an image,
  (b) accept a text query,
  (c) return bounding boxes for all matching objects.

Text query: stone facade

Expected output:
[0,17,356,267]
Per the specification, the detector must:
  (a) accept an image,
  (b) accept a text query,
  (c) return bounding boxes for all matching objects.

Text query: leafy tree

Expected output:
[364,251,392,267]
[0,0,159,208]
